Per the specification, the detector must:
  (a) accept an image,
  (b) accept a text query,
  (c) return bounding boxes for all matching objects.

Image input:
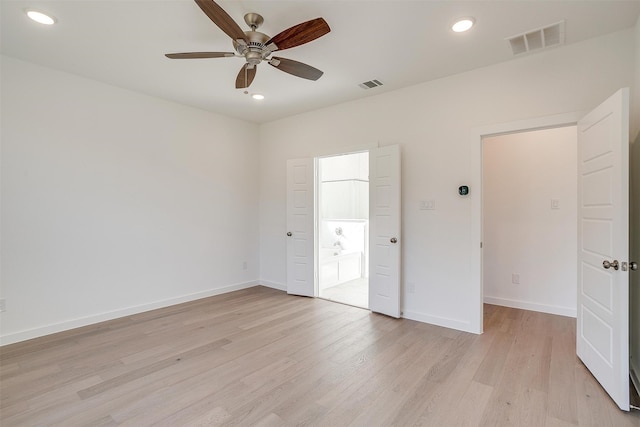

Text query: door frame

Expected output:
[314,148,373,300]
[470,111,583,333]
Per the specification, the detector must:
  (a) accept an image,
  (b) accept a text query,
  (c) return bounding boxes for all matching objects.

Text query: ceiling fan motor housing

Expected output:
[233,31,270,65]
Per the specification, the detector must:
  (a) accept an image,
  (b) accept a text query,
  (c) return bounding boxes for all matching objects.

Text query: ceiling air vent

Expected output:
[506,20,565,56]
[359,79,383,90]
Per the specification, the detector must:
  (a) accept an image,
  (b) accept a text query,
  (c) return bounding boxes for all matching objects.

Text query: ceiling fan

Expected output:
[165,0,331,89]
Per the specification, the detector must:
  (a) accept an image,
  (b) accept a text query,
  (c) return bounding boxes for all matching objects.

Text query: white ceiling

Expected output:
[2,1,639,124]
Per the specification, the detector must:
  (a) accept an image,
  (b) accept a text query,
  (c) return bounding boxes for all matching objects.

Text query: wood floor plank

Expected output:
[546,415,580,427]
[1,287,639,426]
[345,335,452,426]
[473,331,515,387]
[226,318,415,425]
[132,308,374,426]
[548,326,579,424]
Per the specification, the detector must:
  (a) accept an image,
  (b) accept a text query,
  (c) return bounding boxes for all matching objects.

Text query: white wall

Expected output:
[629,15,640,395]
[320,152,369,182]
[319,152,369,220]
[482,127,577,317]
[258,28,636,332]
[0,56,260,344]
[632,16,640,142]
[631,129,640,391]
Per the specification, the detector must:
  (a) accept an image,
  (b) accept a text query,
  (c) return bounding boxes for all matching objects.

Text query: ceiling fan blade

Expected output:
[266,18,330,51]
[165,52,235,59]
[269,57,323,81]
[194,0,247,42]
[236,64,257,89]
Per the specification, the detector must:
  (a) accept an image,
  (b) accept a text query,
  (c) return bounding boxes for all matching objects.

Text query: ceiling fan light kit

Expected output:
[166,0,331,90]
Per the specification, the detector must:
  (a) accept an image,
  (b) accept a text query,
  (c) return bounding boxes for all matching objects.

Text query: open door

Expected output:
[286,158,315,297]
[369,145,401,317]
[577,88,630,411]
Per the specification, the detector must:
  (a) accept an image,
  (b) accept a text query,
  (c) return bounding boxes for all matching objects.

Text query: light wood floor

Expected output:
[319,278,368,309]
[1,286,639,426]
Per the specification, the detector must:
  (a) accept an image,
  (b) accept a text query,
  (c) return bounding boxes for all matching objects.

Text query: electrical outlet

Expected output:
[242,261,247,270]
[512,274,520,285]
[0,299,6,312]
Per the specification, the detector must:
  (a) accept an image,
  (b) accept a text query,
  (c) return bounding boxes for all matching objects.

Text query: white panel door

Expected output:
[577,88,630,411]
[286,158,315,297]
[369,145,401,317]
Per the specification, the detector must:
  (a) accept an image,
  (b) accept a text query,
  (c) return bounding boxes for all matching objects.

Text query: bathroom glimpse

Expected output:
[318,152,369,308]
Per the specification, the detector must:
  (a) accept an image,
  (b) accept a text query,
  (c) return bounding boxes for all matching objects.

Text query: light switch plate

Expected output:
[419,200,435,210]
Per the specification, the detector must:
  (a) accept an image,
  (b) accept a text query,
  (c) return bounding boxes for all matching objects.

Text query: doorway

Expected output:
[317,152,369,308]
[473,89,633,411]
[286,145,401,318]
[482,126,578,317]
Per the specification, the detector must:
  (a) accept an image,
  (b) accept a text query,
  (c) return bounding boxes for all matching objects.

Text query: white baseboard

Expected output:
[0,281,259,346]
[484,296,576,318]
[259,280,286,291]
[402,310,479,334]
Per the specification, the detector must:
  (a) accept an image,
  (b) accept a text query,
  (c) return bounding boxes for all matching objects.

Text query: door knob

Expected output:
[390,237,398,244]
[287,232,292,237]
[631,262,638,271]
[603,260,619,270]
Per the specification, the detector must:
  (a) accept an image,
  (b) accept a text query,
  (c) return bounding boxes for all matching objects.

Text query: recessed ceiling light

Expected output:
[252,94,265,100]
[26,10,56,25]
[452,17,475,33]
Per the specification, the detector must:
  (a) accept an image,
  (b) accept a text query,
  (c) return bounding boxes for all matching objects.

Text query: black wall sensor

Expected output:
[458,185,469,196]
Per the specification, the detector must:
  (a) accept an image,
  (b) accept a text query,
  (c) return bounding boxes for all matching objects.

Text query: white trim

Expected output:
[470,111,583,334]
[484,296,576,318]
[0,281,259,346]
[312,143,378,159]
[259,280,287,291]
[402,310,477,334]
[314,156,320,298]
